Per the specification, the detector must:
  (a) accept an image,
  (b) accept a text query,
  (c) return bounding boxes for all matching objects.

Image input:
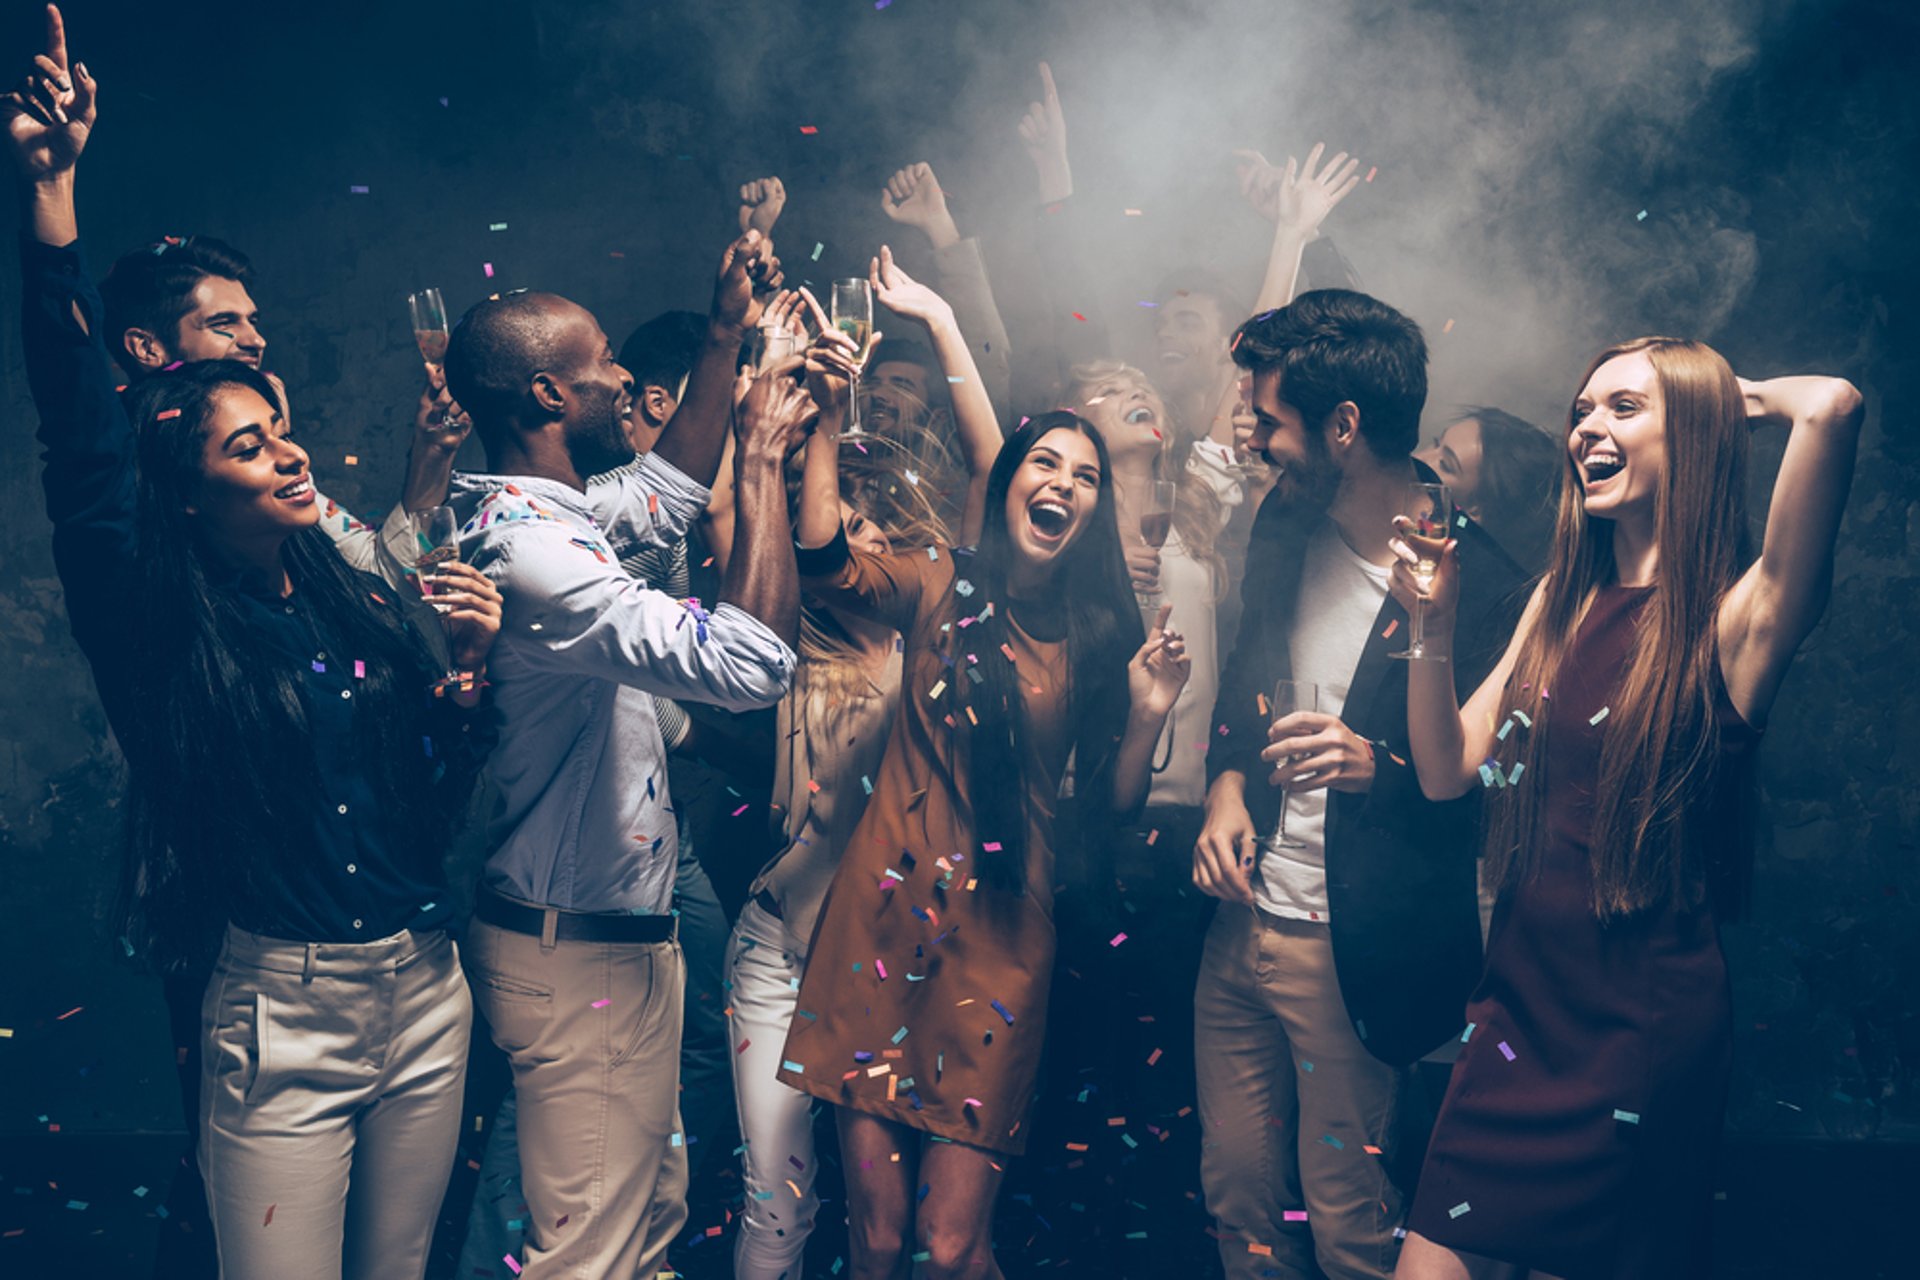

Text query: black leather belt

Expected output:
[752,888,784,922]
[475,889,675,944]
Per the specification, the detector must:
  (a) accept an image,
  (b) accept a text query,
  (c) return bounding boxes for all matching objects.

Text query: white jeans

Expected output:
[727,898,821,1279]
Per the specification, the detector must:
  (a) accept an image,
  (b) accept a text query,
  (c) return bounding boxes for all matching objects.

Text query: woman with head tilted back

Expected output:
[1387,339,1863,1280]
[774,391,1190,1278]
[9,16,501,1278]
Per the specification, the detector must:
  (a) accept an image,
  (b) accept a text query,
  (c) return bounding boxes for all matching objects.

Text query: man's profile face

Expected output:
[1248,368,1338,510]
[547,303,637,477]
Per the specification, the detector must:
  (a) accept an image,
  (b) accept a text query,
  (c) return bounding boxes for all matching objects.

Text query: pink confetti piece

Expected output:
[591,999,611,1009]
[483,262,495,278]
[875,959,889,979]
[504,1256,522,1276]
[1283,1209,1309,1222]
[1365,166,1378,182]
[1109,932,1128,947]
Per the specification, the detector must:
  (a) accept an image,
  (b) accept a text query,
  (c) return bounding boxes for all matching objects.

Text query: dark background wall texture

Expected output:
[0,0,1913,1153]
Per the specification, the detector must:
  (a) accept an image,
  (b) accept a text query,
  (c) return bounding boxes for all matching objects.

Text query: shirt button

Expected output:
[346,863,358,874]
[283,604,296,615]
[341,689,352,700]
[337,804,349,815]
[352,919,364,930]
[316,652,327,662]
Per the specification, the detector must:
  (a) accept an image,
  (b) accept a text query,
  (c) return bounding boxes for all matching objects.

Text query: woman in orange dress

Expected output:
[777,409,1191,1279]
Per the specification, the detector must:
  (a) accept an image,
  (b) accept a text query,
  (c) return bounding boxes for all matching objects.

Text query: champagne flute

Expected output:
[1135,479,1177,611]
[1390,480,1454,662]
[411,505,467,688]
[830,278,876,435]
[407,288,450,367]
[1263,678,1321,850]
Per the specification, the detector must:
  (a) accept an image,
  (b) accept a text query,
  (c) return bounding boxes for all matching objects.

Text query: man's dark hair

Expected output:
[99,236,255,377]
[1230,289,1428,459]
[1152,265,1250,326]
[869,337,936,378]
[617,310,707,391]
[444,292,572,448]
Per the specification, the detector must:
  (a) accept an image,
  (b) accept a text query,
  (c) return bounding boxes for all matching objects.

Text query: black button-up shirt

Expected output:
[23,235,492,944]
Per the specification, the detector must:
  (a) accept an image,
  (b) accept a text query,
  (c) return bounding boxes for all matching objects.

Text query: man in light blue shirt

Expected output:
[444,262,809,1279]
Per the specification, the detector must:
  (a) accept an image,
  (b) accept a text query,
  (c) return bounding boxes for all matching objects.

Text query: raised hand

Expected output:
[1,5,97,182]
[880,163,961,249]
[1017,61,1072,204]
[737,176,787,238]
[1128,603,1191,719]
[794,286,869,418]
[711,229,783,334]
[1234,142,1364,236]
[735,356,818,462]
[867,244,954,328]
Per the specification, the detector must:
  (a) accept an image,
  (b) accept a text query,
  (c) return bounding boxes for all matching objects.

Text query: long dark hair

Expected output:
[1456,406,1561,574]
[1481,339,1750,917]
[117,361,450,968]
[948,412,1140,891]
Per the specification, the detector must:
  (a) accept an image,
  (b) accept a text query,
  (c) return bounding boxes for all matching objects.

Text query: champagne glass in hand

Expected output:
[408,288,450,367]
[1135,479,1177,610]
[1390,481,1454,662]
[830,277,876,435]
[411,505,466,686]
[1264,679,1321,850]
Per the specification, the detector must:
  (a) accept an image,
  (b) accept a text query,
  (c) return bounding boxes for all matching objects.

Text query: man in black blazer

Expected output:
[1193,291,1527,1279]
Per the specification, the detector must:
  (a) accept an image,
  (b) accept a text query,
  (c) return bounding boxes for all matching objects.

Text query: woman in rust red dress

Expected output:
[777,409,1191,1279]
[1388,338,1863,1279]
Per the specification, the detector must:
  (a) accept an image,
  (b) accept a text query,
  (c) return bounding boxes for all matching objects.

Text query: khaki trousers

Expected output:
[199,925,472,1280]
[1195,907,1405,1280]
[467,916,689,1279]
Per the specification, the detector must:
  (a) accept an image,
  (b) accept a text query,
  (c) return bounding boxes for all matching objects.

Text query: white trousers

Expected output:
[726,898,822,1279]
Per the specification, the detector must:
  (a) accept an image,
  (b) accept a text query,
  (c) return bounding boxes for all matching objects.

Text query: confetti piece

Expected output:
[991,999,1015,1024]
[344,454,359,466]
[1365,166,1378,182]
[591,998,611,1009]
[489,222,509,232]
[1614,1109,1641,1124]
[349,185,369,195]
[1109,932,1128,947]
[263,1204,276,1226]
[1442,318,1456,334]
[799,125,819,135]
[876,960,889,979]
[1513,710,1533,728]
[1124,207,1144,216]
[483,262,495,278]
[732,804,750,817]
[1071,311,1088,322]
[1283,1210,1309,1222]
[811,242,825,261]
[1636,209,1648,221]
[1508,762,1526,785]
[1462,1022,1475,1042]
[56,1007,83,1021]
[782,1059,805,1073]
[1589,706,1610,725]
[156,408,182,421]
[891,1026,909,1044]
[1498,1041,1517,1061]
[1249,1243,1273,1256]
[1147,1047,1162,1065]
[1321,1134,1345,1149]
[1449,1201,1471,1219]
[1364,1144,1383,1155]
[504,1256,522,1275]
[1381,618,1400,640]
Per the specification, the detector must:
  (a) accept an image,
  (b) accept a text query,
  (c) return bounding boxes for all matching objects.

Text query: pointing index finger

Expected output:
[1038,60,1058,105]
[46,4,68,74]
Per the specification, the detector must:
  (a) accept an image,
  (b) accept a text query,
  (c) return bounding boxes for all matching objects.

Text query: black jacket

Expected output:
[1208,463,1530,1065]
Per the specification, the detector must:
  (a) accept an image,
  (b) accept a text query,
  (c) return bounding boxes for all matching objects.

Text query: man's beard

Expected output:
[1266,430,1339,513]
[566,395,636,478]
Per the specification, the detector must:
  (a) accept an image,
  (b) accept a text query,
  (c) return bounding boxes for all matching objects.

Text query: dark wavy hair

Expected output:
[1230,289,1428,459]
[100,235,255,378]
[943,411,1141,891]
[1455,406,1561,574]
[116,361,452,969]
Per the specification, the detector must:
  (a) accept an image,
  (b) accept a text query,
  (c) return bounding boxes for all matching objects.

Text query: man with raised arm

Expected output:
[442,276,808,1278]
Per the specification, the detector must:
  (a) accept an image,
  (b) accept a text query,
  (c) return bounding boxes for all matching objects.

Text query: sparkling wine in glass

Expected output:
[1263,678,1321,850]
[411,505,466,687]
[1135,479,1177,611]
[407,288,450,366]
[1390,480,1454,663]
[831,278,876,435]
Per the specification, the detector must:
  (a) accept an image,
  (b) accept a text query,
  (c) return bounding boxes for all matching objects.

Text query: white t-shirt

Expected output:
[1253,522,1391,922]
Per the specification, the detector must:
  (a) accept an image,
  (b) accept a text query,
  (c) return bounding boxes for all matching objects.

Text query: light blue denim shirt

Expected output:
[449,454,795,914]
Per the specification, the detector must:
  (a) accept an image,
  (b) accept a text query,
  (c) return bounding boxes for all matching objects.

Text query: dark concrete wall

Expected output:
[0,0,1913,1143]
